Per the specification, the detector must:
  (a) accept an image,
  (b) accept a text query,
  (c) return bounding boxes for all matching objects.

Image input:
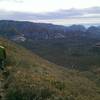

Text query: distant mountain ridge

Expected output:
[0,20,67,40]
[1,20,100,41]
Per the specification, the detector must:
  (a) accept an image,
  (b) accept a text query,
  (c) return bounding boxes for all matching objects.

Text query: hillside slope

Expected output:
[0,37,100,100]
[19,37,100,71]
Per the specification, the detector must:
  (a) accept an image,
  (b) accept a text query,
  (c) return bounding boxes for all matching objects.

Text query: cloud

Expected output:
[0,0,23,3]
[0,7,100,21]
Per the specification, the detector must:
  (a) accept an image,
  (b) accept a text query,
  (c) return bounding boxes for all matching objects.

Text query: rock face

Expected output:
[11,35,26,42]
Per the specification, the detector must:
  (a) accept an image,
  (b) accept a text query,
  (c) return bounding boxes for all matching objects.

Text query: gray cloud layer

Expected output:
[0,7,100,20]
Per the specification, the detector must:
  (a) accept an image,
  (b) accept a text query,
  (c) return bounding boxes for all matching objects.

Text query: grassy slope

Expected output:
[0,37,100,100]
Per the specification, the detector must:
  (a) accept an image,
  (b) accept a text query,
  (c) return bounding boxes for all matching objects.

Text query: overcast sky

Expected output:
[0,0,100,25]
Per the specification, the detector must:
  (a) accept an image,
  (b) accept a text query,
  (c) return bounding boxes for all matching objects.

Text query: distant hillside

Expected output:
[0,37,100,100]
[0,20,100,41]
[0,20,67,40]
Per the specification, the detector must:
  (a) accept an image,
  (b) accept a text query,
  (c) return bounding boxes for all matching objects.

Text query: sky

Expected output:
[0,0,100,25]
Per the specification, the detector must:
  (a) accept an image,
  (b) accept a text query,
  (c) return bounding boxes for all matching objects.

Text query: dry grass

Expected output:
[0,37,100,100]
